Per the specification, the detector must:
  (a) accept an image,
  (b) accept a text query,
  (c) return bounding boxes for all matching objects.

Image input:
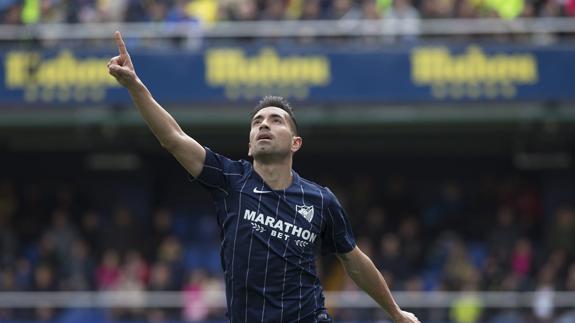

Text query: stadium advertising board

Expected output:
[1,45,574,106]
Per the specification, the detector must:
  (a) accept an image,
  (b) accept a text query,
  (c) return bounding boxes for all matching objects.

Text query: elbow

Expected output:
[341,259,361,277]
[347,266,361,278]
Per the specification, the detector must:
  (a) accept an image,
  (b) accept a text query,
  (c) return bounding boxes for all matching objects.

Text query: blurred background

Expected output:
[1,0,575,322]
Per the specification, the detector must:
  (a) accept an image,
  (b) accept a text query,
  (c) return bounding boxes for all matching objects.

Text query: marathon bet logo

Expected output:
[297,205,314,222]
[243,209,317,243]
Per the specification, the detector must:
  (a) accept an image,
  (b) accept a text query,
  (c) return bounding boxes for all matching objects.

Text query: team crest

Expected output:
[296,205,314,222]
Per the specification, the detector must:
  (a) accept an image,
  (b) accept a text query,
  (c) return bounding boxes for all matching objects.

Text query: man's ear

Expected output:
[291,136,302,153]
[248,142,252,157]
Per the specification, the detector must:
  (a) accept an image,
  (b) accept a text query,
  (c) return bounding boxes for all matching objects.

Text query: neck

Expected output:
[253,157,293,190]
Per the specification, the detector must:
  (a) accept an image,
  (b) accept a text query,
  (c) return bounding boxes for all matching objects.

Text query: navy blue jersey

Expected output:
[193,148,356,323]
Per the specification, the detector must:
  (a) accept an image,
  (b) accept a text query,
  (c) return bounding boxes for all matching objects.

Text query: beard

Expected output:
[251,143,290,163]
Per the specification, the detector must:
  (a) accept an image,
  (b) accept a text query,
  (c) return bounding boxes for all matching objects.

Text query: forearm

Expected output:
[343,250,401,319]
[126,79,184,148]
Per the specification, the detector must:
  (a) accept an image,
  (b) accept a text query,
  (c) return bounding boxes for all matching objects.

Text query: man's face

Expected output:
[248,106,301,160]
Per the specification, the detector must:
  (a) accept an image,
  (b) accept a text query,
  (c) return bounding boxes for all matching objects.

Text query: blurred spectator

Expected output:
[226,0,258,21]
[545,249,568,277]
[75,0,100,23]
[35,234,60,274]
[364,206,387,247]
[423,181,465,235]
[540,0,563,17]
[568,0,575,16]
[183,269,209,322]
[261,0,286,20]
[327,0,362,19]
[96,249,121,290]
[148,0,168,22]
[546,206,575,256]
[420,0,455,18]
[102,207,143,255]
[383,0,420,42]
[97,0,129,22]
[157,235,185,286]
[186,0,219,24]
[148,262,176,291]
[34,306,57,322]
[565,261,575,291]
[382,175,416,227]
[45,208,78,262]
[375,233,411,281]
[0,269,17,291]
[510,238,533,278]
[449,287,483,323]
[1,2,22,24]
[124,0,148,22]
[532,264,556,322]
[0,211,18,268]
[360,0,379,18]
[385,0,420,19]
[449,295,482,323]
[14,257,32,290]
[31,264,57,291]
[17,185,49,246]
[61,239,95,290]
[398,217,423,270]
[349,175,376,218]
[480,256,506,290]
[299,0,322,20]
[513,179,542,232]
[487,205,521,264]
[118,250,149,291]
[166,0,196,22]
[442,238,476,290]
[80,209,103,258]
[148,207,174,259]
[0,180,17,220]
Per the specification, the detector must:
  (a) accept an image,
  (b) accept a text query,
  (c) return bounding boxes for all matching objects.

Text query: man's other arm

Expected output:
[107,31,205,177]
[337,246,420,323]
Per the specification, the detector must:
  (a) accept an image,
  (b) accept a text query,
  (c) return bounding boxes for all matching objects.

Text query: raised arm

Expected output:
[337,246,420,323]
[107,31,205,177]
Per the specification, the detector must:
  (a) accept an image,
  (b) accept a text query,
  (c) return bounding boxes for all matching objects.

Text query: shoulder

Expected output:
[298,176,327,195]
[200,147,254,191]
[298,177,340,206]
[205,147,252,172]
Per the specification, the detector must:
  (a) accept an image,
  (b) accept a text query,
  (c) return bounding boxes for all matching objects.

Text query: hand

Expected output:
[393,310,420,323]
[108,31,138,88]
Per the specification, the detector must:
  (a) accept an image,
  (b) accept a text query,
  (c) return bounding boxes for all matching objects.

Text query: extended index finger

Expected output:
[115,31,128,56]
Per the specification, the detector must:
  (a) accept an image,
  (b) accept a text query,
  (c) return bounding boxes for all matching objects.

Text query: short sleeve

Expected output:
[320,189,356,256]
[192,147,247,196]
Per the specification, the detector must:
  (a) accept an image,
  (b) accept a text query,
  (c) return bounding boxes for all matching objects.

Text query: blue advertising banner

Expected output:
[1,44,575,106]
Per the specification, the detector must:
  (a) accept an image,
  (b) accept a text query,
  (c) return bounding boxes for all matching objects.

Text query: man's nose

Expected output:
[259,119,270,130]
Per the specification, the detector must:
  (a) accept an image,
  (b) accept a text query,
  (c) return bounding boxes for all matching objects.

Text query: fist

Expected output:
[108,31,138,88]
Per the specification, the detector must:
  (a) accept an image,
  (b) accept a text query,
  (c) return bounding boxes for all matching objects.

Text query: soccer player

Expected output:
[108,31,420,323]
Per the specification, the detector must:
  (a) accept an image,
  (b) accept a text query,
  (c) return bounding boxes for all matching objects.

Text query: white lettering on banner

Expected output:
[243,209,317,244]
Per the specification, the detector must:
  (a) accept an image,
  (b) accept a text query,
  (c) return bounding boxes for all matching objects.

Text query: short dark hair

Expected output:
[251,95,298,135]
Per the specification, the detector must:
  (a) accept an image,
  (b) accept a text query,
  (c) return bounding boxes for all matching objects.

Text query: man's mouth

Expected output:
[256,133,273,141]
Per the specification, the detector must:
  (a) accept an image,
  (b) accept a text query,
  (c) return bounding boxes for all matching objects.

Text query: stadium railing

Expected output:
[1,290,574,308]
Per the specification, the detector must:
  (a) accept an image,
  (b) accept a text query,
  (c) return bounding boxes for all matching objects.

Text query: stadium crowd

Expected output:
[0,0,574,25]
[1,165,575,322]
